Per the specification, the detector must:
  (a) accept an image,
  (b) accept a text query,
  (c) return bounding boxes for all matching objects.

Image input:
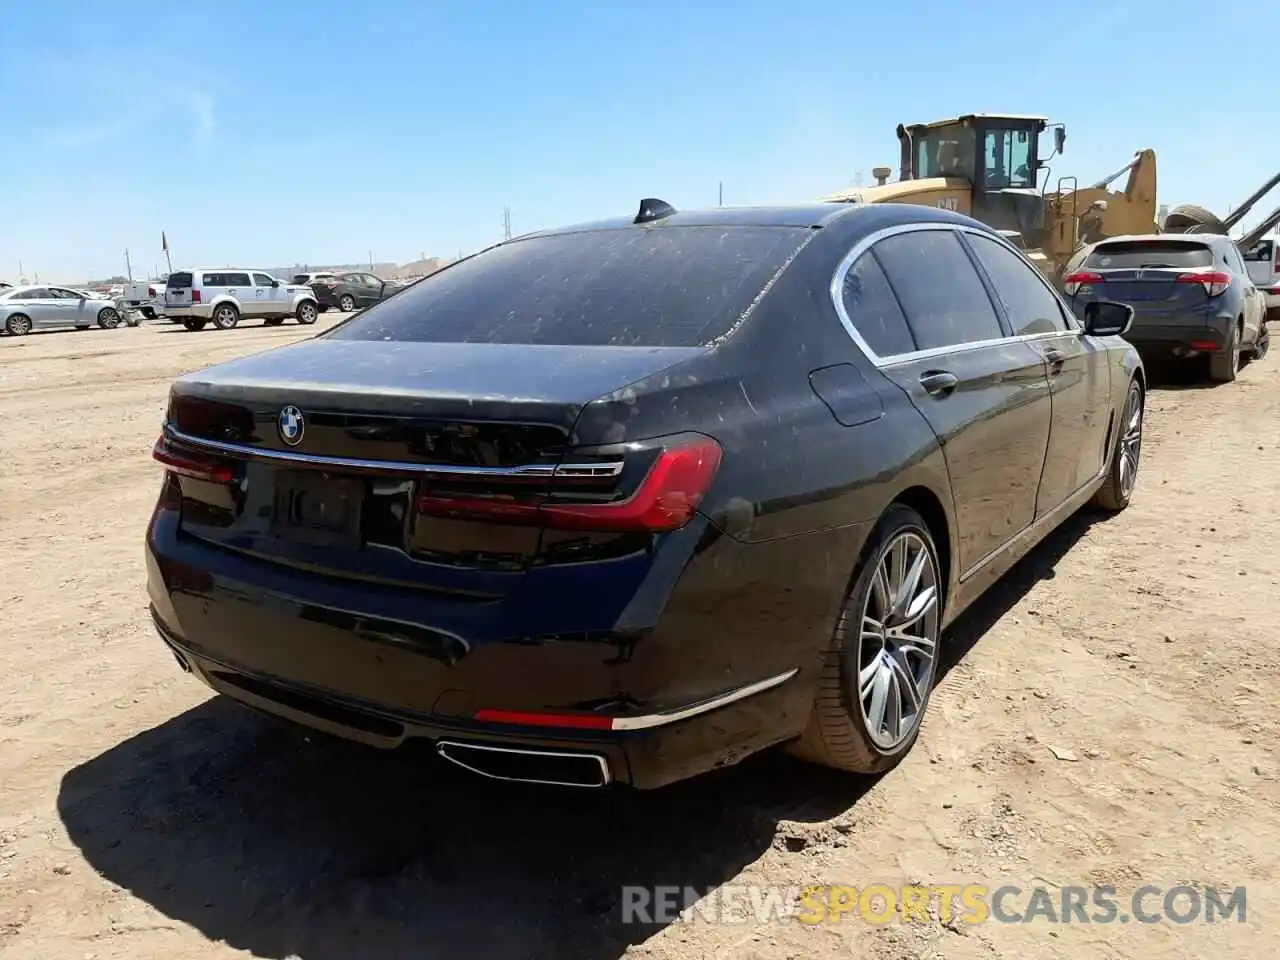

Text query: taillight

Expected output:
[152,435,235,483]
[1177,271,1230,297]
[1063,271,1103,296]
[191,289,202,303]
[1273,246,1279,277]
[415,435,723,533]
[147,286,157,297]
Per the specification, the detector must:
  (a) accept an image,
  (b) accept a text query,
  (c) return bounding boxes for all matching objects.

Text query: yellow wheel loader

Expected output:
[819,113,1160,284]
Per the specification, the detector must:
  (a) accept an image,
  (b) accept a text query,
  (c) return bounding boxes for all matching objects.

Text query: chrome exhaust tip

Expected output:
[436,740,612,788]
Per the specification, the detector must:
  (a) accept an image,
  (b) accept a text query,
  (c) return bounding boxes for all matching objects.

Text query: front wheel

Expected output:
[141,307,157,320]
[789,504,942,775]
[1092,377,1143,512]
[295,300,318,325]
[96,307,121,329]
[338,294,356,312]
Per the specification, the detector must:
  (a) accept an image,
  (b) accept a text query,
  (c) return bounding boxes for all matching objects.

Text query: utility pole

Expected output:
[125,249,133,282]
[503,206,512,241]
[854,170,864,187]
[719,181,723,206]
[368,249,374,271]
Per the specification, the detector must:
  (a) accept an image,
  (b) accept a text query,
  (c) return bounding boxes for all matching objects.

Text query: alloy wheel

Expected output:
[1118,384,1143,500]
[340,295,355,312]
[855,531,940,750]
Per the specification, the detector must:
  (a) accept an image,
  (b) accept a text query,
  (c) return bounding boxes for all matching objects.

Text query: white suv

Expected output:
[163,269,320,331]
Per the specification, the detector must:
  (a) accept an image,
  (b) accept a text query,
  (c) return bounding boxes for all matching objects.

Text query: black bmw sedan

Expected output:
[146,200,1145,790]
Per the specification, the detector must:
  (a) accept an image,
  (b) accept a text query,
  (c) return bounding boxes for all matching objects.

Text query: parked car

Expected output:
[1241,236,1280,321]
[310,271,394,313]
[291,271,338,287]
[1,285,124,335]
[122,279,167,319]
[1063,234,1268,382]
[162,269,319,331]
[146,201,1144,790]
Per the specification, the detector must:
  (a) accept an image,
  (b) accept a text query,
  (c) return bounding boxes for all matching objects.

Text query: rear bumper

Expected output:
[1124,317,1233,354]
[145,504,867,789]
[164,304,212,319]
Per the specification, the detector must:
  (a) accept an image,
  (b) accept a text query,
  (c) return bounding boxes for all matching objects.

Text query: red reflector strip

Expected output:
[152,436,235,483]
[473,708,614,730]
[1188,340,1219,351]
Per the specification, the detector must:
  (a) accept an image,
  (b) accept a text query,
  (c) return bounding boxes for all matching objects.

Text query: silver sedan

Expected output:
[0,285,124,336]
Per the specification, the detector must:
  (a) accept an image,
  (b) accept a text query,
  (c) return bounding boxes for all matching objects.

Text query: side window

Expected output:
[1243,240,1272,262]
[365,274,383,287]
[983,128,1033,189]
[838,252,916,357]
[22,288,50,299]
[966,234,1070,336]
[253,273,275,286]
[873,230,1004,350]
[202,273,223,287]
[224,273,251,287]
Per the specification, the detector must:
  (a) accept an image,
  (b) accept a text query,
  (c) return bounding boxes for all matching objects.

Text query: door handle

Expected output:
[919,370,958,397]
[1041,348,1066,374]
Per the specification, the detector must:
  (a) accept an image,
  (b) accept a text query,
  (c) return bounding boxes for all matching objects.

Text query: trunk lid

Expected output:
[1074,240,1218,322]
[165,270,194,309]
[161,339,705,598]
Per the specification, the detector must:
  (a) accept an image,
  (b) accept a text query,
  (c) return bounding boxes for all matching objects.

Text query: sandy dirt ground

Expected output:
[0,318,1277,960]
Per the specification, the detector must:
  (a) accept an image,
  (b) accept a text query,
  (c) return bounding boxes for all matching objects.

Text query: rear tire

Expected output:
[211,303,240,330]
[788,504,942,776]
[96,307,121,329]
[5,313,32,336]
[1163,204,1228,235]
[1092,377,1143,512]
[295,300,318,325]
[142,307,157,320]
[182,318,207,332]
[1253,323,1270,362]
[1208,323,1240,382]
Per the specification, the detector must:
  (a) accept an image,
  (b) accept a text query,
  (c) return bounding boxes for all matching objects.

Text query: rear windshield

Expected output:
[1084,241,1213,270]
[326,226,813,347]
[167,271,193,287]
[292,274,311,283]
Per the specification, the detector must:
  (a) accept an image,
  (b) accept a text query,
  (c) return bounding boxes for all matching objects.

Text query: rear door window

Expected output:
[223,273,251,287]
[327,226,814,347]
[872,229,1005,350]
[839,252,916,356]
[1083,241,1213,270]
[966,233,1072,336]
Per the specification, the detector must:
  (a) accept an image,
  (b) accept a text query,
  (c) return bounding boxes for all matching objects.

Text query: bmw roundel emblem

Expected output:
[278,405,305,446]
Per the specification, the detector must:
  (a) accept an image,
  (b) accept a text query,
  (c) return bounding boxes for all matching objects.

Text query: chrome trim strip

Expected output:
[828,221,1083,369]
[435,741,612,788]
[609,667,800,730]
[164,426,624,479]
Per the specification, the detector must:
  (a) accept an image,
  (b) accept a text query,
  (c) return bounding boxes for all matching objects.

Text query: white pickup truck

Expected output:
[121,279,167,319]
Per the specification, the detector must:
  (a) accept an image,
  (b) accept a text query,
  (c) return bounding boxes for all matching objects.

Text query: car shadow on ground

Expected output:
[57,510,1101,960]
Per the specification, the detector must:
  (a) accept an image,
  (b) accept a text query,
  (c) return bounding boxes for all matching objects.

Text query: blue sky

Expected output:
[0,0,1273,281]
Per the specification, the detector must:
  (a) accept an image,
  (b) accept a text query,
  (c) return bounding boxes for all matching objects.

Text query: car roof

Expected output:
[513,201,987,242]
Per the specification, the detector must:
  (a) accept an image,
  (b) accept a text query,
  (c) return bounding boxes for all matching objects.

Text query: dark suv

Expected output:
[1064,234,1268,382]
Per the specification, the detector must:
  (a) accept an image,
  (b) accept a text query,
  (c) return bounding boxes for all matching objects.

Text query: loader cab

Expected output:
[899,114,1053,246]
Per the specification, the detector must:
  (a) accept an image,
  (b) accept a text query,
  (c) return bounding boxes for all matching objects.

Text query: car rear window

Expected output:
[1084,241,1213,270]
[326,226,814,347]
[1243,240,1274,262]
[167,271,193,288]
[292,274,311,283]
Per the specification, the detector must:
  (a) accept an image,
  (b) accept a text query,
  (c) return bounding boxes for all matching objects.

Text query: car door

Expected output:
[252,273,286,315]
[49,287,90,327]
[16,288,56,327]
[360,273,385,306]
[962,231,1112,512]
[866,225,1053,577]
[219,271,252,315]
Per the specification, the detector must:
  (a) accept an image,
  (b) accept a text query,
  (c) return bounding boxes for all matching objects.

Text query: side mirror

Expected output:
[1054,125,1066,155]
[1082,300,1133,337]
[271,279,280,288]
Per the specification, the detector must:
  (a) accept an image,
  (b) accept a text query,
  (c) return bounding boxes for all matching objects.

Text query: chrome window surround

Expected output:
[829,221,1082,368]
[163,426,625,479]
